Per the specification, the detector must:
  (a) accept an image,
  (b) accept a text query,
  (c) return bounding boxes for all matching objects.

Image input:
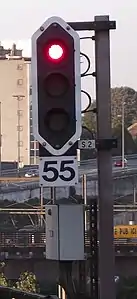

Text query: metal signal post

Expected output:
[95,15,115,299]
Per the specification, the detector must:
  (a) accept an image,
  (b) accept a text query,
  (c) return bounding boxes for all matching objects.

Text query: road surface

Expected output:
[79,158,137,175]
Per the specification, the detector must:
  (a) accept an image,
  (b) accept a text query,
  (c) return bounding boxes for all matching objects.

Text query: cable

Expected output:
[82,72,96,78]
[80,52,91,77]
[80,47,96,78]
[81,90,92,113]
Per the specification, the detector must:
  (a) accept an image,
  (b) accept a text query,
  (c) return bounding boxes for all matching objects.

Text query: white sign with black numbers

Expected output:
[78,139,96,149]
[39,156,78,187]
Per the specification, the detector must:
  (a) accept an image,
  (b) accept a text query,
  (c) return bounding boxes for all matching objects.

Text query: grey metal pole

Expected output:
[51,187,56,204]
[82,174,88,231]
[34,140,37,165]
[132,176,136,223]
[95,15,115,299]
[122,98,125,168]
[40,186,43,226]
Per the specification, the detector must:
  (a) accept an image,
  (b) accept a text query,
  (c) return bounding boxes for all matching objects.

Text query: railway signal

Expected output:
[31,16,81,156]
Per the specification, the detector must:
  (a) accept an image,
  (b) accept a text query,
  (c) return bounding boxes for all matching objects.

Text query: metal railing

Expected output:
[0,231,137,248]
[80,154,137,165]
[0,232,46,247]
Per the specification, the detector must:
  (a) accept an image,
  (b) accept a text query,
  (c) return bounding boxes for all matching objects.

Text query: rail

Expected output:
[0,231,137,248]
[0,204,137,214]
[0,177,39,182]
[0,232,46,247]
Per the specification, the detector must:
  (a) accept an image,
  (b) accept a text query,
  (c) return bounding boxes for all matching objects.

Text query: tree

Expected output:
[82,101,97,133]
[16,271,38,293]
[83,86,137,132]
[111,86,137,128]
[0,262,8,287]
[0,263,8,287]
[0,265,39,294]
[0,273,8,286]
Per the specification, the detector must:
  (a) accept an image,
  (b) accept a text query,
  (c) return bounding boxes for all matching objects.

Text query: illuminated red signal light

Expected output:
[44,43,65,62]
[48,44,64,60]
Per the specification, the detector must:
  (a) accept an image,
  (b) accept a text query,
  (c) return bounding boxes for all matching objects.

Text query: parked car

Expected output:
[114,158,127,167]
[25,169,39,178]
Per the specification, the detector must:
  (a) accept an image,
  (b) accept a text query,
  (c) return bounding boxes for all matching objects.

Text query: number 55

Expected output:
[42,160,75,182]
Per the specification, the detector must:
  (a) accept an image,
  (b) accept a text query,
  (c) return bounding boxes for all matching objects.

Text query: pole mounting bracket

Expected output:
[95,138,117,151]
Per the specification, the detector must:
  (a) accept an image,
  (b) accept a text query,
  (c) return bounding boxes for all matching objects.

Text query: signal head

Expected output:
[32,16,81,156]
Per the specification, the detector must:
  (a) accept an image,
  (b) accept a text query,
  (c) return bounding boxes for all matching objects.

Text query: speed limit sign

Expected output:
[39,156,78,187]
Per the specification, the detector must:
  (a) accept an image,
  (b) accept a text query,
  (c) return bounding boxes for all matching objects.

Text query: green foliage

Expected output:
[0,263,8,287]
[16,271,38,293]
[0,264,39,294]
[82,102,96,132]
[83,86,137,131]
[111,86,137,128]
[0,273,8,287]
[82,86,137,158]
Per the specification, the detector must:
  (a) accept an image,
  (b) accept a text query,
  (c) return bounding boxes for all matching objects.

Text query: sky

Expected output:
[0,0,137,107]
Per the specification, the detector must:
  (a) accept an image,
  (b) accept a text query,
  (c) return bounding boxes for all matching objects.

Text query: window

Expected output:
[17,110,23,116]
[30,150,34,156]
[17,64,23,70]
[30,86,32,95]
[17,126,23,131]
[36,142,39,149]
[30,118,32,126]
[30,157,34,164]
[30,126,33,134]
[30,141,39,150]
[36,156,39,164]
[17,79,23,85]
[30,141,34,149]
[30,109,32,119]
[30,134,34,141]
[18,141,23,147]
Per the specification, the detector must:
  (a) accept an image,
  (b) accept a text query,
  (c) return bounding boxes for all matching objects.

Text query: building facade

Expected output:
[0,43,31,165]
[29,94,39,165]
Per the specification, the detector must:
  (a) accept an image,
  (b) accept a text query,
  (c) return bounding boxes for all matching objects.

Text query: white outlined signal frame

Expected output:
[31,16,81,156]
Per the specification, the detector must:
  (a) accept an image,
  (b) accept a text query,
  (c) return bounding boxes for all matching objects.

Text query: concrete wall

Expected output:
[0,175,135,202]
